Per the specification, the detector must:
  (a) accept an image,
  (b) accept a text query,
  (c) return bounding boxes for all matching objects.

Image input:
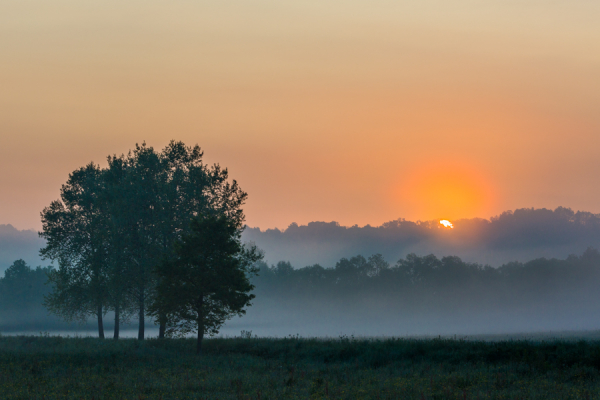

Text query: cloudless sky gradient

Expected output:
[1,0,599,230]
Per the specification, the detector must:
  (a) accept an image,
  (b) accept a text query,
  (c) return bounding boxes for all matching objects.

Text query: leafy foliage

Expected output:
[0,260,53,322]
[39,141,250,339]
[152,214,261,353]
[40,163,113,337]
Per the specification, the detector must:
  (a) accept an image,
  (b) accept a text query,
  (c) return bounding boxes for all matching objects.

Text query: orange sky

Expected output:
[1,0,599,230]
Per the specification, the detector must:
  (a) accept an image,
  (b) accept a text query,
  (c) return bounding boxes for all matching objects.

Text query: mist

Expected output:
[243,207,600,268]
[0,225,44,273]
[3,207,597,272]
[3,206,600,337]
[213,248,600,338]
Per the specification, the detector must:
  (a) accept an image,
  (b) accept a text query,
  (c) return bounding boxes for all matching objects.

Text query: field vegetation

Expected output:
[2,335,600,399]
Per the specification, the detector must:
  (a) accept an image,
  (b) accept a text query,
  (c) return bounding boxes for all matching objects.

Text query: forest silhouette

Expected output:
[244,207,600,268]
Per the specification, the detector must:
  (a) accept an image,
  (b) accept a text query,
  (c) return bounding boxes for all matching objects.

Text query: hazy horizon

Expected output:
[3,205,600,272]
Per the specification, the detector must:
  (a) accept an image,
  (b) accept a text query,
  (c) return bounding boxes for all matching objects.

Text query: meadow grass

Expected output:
[1,334,600,399]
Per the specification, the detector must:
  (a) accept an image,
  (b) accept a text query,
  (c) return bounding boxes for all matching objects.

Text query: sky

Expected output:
[1,0,599,231]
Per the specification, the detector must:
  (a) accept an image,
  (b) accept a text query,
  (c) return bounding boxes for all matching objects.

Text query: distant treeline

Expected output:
[3,206,600,274]
[246,247,600,335]
[253,248,600,306]
[243,207,600,268]
[4,248,600,334]
[0,260,58,330]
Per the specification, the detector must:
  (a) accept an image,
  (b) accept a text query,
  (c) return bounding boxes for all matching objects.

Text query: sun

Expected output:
[440,220,454,228]
[397,161,496,221]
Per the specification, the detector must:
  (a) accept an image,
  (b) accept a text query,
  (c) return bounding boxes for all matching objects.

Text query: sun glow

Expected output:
[397,161,496,221]
[440,220,454,228]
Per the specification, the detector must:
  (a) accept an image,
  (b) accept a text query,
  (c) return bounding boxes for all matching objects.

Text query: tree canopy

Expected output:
[0,260,53,323]
[152,214,261,354]
[40,141,250,339]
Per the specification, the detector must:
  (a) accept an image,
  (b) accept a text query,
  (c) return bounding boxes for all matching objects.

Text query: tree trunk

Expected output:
[113,303,120,340]
[159,238,168,341]
[97,304,105,339]
[196,296,204,355]
[138,293,145,340]
[158,313,167,339]
[197,325,204,355]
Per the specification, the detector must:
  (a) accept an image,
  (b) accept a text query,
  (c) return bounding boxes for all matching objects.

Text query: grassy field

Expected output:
[2,335,600,399]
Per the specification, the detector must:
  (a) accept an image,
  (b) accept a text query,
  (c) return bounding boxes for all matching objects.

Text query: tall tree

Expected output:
[109,141,248,340]
[151,214,261,354]
[42,141,250,340]
[151,141,208,338]
[107,144,165,340]
[40,163,111,338]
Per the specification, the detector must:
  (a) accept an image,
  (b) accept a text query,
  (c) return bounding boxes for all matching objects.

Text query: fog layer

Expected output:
[243,207,600,268]
[0,225,44,273]
[3,207,600,337]
[233,248,600,337]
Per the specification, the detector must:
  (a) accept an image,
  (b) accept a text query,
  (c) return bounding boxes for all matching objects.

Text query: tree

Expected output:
[40,163,112,338]
[152,214,261,354]
[108,141,248,340]
[41,141,249,340]
[105,144,165,340]
[0,260,53,323]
